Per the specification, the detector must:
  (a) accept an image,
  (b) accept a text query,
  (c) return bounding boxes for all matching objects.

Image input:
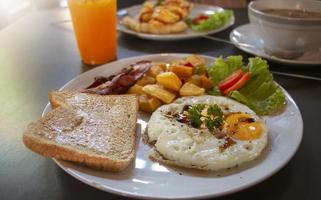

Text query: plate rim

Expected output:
[117,4,235,41]
[229,23,321,66]
[44,53,304,199]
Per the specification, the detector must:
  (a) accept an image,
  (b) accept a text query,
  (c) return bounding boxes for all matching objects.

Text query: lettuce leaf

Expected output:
[207,56,286,115]
[187,10,233,32]
[229,88,286,115]
[207,55,243,84]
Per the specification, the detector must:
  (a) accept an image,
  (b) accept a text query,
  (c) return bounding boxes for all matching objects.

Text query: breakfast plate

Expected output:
[117,4,235,41]
[230,24,321,66]
[43,54,303,199]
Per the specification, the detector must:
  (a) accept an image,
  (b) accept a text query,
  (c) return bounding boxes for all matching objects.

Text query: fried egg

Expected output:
[147,95,268,171]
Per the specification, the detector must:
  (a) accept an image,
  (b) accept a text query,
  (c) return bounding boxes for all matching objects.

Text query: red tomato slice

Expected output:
[198,15,209,20]
[184,62,194,68]
[218,69,244,92]
[223,72,251,95]
[192,15,209,24]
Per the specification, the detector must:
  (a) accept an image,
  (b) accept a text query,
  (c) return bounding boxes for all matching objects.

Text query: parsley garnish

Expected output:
[187,104,223,131]
[204,105,223,131]
[187,104,205,128]
[204,116,223,131]
[207,104,223,117]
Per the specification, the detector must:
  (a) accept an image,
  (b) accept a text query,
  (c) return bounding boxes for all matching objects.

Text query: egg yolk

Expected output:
[225,113,262,140]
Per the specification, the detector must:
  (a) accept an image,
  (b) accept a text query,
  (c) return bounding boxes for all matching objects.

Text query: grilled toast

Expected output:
[23,91,138,171]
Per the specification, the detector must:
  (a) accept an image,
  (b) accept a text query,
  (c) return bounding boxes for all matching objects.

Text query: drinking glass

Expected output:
[68,0,117,66]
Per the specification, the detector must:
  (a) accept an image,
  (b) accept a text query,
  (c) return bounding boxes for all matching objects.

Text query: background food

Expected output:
[122,0,193,34]
[186,10,234,32]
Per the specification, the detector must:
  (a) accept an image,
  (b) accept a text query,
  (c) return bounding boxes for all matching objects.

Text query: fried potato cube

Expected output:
[142,84,176,104]
[128,84,144,95]
[200,75,213,89]
[187,75,201,87]
[139,95,162,113]
[156,72,182,91]
[136,75,156,86]
[159,63,168,71]
[185,55,206,67]
[170,65,193,79]
[179,82,205,96]
[146,65,164,77]
[139,95,149,112]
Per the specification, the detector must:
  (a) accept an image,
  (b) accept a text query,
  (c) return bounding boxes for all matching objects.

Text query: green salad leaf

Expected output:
[229,88,285,115]
[187,10,233,32]
[207,55,243,84]
[207,56,286,115]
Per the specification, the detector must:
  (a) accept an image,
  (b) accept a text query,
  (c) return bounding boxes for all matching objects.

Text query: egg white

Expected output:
[147,95,268,171]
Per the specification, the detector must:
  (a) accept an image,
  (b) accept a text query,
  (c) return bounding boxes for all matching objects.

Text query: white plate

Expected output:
[230,24,321,66]
[117,4,235,41]
[43,54,303,199]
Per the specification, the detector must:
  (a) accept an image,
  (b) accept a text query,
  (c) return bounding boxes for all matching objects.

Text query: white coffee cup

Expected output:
[248,0,321,55]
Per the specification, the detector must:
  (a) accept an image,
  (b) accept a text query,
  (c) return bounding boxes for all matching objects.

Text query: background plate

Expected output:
[117,4,235,41]
[43,54,303,199]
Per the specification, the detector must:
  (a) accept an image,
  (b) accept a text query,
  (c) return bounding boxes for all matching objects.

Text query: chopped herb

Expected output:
[207,104,223,117]
[204,105,224,130]
[204,117,223,131]
[187,104,223,131]
[187,104,205,127]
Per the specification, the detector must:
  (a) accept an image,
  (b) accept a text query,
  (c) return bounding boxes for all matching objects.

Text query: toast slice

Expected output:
[23,91,138,171]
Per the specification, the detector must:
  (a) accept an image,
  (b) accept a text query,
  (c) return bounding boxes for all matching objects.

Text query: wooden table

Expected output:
[1,2,321,200]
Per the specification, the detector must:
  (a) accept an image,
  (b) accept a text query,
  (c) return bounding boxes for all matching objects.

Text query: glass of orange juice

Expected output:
[68,0,117,66]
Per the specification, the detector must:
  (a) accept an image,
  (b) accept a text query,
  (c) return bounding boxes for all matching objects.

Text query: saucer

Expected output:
[230,24,321,66]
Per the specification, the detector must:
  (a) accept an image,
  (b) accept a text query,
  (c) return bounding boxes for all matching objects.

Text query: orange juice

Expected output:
[68,0,117,65]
